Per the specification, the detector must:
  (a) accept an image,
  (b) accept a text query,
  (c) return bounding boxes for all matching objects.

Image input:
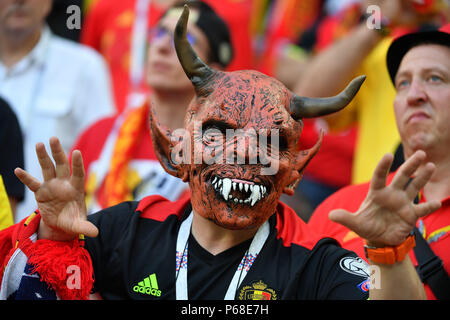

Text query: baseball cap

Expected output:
[386,23,450,84]
[163,1,233,68]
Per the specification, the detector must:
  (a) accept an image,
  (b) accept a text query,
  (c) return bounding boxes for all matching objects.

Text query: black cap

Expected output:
[386,24,450,84]
[165,1,233,68]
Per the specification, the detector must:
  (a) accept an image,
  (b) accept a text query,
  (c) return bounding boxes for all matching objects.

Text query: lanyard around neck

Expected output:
[175,211,270,300]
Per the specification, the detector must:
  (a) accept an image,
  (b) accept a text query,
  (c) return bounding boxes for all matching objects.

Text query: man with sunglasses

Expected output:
[69,1,233,215]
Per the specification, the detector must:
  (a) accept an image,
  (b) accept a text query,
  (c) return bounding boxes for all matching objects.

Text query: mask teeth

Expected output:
[212,176,267,206]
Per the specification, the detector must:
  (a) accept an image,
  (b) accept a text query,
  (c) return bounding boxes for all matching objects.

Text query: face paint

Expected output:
[150,5,365,230]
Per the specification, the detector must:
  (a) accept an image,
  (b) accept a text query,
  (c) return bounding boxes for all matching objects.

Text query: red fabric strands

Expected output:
[0,213,94,300]
[21,238,94,300]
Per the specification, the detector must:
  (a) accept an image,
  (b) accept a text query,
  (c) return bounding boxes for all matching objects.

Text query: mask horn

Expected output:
[290,75,366,120]
[174,5,217,95]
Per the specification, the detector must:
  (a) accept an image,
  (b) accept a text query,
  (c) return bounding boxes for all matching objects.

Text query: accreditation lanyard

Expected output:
[175,212,270,300]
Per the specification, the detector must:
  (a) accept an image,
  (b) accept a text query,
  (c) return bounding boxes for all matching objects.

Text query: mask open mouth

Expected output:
[211,175,268,206]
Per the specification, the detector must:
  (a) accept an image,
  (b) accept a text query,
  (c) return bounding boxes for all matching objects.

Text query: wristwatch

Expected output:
[364,234,416,265]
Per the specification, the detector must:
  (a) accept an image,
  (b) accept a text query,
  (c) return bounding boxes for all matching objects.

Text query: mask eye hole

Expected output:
[201,120,232,146]
[265,134,288,152]
[278,136,288,151]
[202,121,233,135]
[203,128,223,145]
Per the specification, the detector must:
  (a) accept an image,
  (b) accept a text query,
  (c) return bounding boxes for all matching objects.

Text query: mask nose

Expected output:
[224,129,260,166]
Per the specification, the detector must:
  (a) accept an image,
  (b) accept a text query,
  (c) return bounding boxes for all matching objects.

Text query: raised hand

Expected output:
[15,137,98,241]
[329,150,441,246]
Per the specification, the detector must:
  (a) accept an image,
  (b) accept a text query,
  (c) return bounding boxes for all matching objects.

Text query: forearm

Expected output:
[294,23,382,97]
[369,256,426,300]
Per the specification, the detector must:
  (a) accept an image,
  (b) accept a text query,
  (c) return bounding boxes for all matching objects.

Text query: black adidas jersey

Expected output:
[85,195,370,300]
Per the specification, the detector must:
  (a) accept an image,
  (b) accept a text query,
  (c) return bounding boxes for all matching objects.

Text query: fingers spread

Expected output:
[405,162,436,199]
[15,168,41,192]
[329,209,360,233]
[415,200,441,218]
[50,137,70,179]
[390,150,426,190]
[369,153,394,191]
[73,220,99,238]
[36,142,56,181]
[70,150,86,192]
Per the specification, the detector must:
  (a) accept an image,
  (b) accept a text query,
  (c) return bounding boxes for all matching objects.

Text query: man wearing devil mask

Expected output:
[0,4,440,300]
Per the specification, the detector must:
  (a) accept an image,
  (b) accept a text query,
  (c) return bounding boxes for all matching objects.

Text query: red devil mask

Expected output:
[150,5,365,230]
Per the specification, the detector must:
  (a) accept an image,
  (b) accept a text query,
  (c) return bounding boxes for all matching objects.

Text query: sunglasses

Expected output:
[148,26,196,48]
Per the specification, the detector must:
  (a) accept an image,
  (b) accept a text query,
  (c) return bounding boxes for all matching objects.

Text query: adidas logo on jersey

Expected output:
[133,273,162,297]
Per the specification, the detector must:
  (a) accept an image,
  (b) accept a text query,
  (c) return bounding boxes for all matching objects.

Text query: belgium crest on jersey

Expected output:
[238,280,277,300]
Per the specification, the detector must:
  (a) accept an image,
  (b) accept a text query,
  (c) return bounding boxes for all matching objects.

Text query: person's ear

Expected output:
[282,131,323,195]
[149,105,189,182]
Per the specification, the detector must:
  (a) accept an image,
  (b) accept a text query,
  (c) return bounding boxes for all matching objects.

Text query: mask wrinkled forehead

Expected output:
[187,70,295,129]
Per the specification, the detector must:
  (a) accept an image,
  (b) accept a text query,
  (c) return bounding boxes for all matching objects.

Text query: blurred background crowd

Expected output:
[0,0,449,228]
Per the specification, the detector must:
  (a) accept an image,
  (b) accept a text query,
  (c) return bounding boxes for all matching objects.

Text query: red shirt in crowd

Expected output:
[308,172,450,300]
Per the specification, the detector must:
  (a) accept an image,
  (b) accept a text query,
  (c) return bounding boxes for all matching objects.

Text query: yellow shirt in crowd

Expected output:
[329,37,400,184]
[0,175,13,231]
[352,37,400,183]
